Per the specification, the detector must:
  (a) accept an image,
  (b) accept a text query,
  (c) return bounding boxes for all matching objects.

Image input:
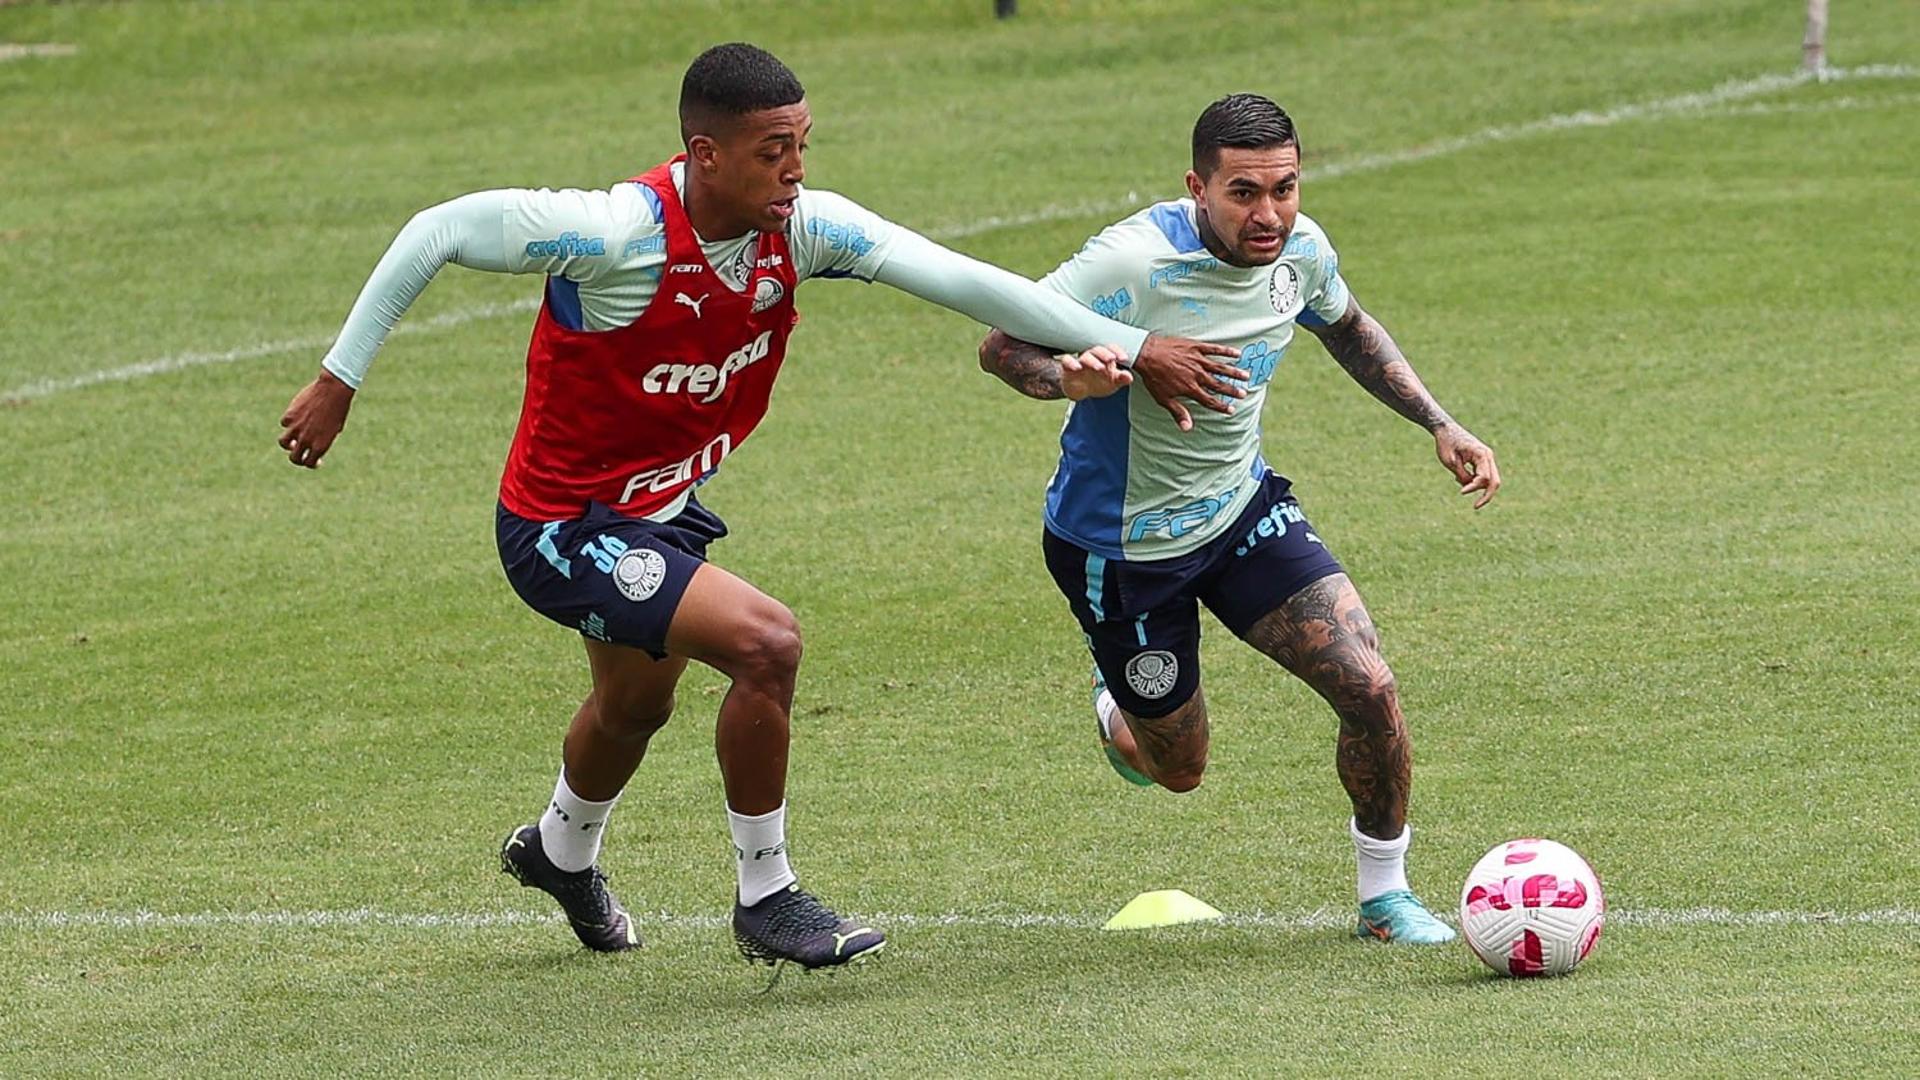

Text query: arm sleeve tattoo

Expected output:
[1307,298,1455,431]
[978,329,1067,401]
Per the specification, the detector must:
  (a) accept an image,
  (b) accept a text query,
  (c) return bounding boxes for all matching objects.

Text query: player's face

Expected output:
[1186,144,1300,266]
[694,100,812,235]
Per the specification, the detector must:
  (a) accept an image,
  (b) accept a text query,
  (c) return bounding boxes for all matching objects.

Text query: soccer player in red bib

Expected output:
[276,43,1242,970]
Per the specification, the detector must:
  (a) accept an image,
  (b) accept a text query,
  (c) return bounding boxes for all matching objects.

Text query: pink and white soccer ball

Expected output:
[1459,838,1605,977]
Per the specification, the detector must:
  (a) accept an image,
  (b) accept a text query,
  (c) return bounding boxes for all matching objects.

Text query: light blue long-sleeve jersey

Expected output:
[320,162,1151,390]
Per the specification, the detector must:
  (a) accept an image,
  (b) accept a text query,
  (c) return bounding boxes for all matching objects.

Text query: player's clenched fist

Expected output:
[278,369,356,468]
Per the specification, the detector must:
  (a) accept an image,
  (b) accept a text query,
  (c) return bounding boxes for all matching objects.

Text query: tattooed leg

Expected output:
[1241,574,1409,838]
[1115,688,1211,793]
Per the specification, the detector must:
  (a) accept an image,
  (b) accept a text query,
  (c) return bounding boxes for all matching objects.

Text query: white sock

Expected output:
[729,802,797,906]
[1351,817,1411,902]
[1095,688,1120,739]
[538,770,618,873]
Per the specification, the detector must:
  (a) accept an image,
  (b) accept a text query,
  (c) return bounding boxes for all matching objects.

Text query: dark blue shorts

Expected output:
[497,497,727,658]
[1043,471,1344,719]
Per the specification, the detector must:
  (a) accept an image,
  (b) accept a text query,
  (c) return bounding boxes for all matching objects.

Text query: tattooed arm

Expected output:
[979,330,1065,399]
[978,329,1132,402]
[1305,297,1504,508]
[1306,297,1454,429]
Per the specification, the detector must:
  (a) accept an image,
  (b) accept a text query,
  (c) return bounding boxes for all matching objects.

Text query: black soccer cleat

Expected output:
[499,824,640,952]
[732,883,885,969]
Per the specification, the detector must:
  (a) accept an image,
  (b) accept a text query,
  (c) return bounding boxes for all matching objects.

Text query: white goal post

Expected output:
[1803,0,1829,75]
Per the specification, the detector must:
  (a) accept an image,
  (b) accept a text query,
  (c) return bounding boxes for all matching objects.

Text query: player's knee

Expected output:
[1132,697,1209,793]
[1312,642,1398,712]
[598,692,675,740]
[731,605,803,686]
[1153,734,1210,793]
[1156,763,1206,794]
[1361,659,1399,713]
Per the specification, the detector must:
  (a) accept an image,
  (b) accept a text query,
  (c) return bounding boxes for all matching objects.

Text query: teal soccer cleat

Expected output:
[1356,889,1457,945]
[1092,668,1153,787]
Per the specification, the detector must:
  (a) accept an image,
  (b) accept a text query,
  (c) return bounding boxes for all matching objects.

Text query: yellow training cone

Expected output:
[1101,889,1225,931]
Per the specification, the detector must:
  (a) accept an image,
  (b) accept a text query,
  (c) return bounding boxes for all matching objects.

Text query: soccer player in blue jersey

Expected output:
[979,93,1501,944]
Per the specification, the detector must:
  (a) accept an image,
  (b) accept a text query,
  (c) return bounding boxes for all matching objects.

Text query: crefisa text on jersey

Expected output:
[523,231,606,258]
[639,329,773,404]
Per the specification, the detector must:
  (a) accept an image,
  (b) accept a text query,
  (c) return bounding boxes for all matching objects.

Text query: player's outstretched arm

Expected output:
[277,191,528,468]
[1305,296,1502,508]
[978,330,1131,401]
[870,231,1244,428]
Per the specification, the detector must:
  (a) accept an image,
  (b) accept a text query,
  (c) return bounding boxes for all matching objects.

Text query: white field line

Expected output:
[4,64,1913,406]
[0,43,79,63]
[0,297,540,404]
[924,63,1917,243]
[924,196,1156,241]
[1684,92,1920,119]
[5,906,1917,933]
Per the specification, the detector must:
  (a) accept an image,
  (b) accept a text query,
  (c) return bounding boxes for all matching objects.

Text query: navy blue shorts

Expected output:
[496,497,727,658]
[1043,471,1344,719]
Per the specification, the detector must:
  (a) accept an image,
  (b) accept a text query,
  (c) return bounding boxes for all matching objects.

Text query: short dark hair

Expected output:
[679,43,806,142]
[1191,93,1298,175]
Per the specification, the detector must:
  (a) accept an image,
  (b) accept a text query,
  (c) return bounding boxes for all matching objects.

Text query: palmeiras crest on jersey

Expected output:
[1125,650,1179,700]
[612,548,668,602]
[727,244,755,285]
[751,276,786,314]
[1268,262,1302,316]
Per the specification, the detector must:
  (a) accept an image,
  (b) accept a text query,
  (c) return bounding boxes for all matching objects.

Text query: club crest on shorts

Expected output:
[751,277,785,313]
[1125,650,1179,700]
[1268,262,1302,316]
[611,548,668,602]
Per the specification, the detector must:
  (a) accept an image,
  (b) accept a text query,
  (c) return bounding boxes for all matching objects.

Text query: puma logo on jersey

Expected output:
[674,292,708,318]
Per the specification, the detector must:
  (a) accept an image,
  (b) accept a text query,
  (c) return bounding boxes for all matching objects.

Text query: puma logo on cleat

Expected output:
[674,291,709,318]
[833,928,877,956]
[501,833,529,882]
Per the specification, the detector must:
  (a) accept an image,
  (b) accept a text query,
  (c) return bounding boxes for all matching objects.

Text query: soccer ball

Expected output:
[1459,838,1605,977]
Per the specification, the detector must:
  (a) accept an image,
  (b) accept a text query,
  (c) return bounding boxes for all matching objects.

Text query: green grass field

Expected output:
[3,0,1918,1075]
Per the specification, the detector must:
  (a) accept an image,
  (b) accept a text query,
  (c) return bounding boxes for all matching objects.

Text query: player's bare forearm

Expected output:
[1313,300,1502,506]
[978,330,1066,400]
[1309,300,1454,432]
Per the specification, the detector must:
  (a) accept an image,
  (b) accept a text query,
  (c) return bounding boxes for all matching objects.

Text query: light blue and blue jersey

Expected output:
[1041,201,1351,561]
